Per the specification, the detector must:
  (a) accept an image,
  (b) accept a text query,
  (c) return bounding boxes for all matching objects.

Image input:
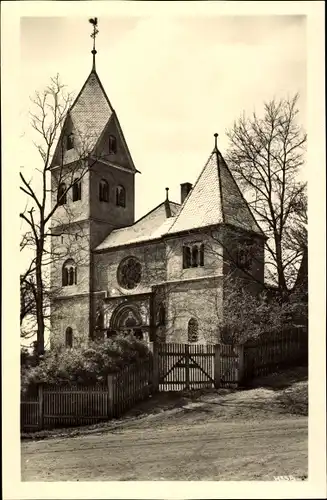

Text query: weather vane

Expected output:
[89,17,99,70]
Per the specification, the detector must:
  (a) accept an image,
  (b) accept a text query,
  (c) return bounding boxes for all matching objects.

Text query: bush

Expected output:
[21,334,150,393]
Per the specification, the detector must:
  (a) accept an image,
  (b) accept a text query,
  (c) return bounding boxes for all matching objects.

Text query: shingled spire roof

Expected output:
[51,18,137,171]
[167,134,264,237]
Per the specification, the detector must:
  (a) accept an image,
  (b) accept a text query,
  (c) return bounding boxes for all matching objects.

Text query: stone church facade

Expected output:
[50,61,266,349]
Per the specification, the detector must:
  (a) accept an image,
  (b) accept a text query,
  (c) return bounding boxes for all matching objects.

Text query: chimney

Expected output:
[180,182,192,204]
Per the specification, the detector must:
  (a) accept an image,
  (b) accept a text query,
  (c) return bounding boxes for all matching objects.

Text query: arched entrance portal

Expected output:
[110,304,144,340]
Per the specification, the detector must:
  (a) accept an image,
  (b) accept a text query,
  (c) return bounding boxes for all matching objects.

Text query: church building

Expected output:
[50,25,266,348]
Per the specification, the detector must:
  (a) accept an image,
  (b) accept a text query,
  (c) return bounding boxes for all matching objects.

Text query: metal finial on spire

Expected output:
[165,187,169,200]
[214,133,219,151]
[89,17,99,71]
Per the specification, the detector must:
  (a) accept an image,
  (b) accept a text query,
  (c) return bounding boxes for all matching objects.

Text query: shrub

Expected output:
[21,334,150,393]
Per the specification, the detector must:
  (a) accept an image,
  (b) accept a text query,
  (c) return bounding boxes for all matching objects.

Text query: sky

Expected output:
[19,15,307,221]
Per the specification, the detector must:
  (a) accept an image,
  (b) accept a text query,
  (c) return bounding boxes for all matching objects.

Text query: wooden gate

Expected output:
[154,343,219,391]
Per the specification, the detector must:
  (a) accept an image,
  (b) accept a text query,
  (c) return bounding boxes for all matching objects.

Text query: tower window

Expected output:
[67,134,74,151]
[65,327,73,348]
[57,183,67,206]
[72,178,82,202]
[188,318,199,343]
[62,259,77,286]
[116,185,126,207]
[183,243,204,269]
[109,135,117,154]
[99,179,109,202]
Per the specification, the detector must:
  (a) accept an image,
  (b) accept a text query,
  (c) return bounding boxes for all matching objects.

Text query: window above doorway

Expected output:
[117,257,142,290]
[183,243,204,269]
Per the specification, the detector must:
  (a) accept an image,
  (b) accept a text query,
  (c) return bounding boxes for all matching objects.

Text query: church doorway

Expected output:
[110,304,144,340]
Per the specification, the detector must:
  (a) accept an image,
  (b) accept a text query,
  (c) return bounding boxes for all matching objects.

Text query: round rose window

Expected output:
[117,257,142,290]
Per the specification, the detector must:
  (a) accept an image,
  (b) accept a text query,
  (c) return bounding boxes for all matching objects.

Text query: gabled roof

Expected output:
[167,147,265,237]
[95,201,180,251]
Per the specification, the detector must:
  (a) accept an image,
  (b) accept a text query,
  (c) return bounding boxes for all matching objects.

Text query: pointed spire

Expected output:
[89,17,99,71]
[213,132,219,151]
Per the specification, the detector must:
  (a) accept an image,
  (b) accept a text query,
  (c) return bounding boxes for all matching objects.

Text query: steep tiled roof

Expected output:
[69,70,114,152]
[167,148,264,236]
[95,201,180,250]
[51,70,114,167]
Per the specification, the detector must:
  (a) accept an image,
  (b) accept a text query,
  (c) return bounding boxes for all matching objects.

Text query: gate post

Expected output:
[107,374,115,418]
[38,384,44,430]
[214,344,221,389]
[152,342,159,393]
[185,344,190,390]
[237,344,245,385]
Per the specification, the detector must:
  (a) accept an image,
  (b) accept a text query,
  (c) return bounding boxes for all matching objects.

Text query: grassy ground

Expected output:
[21,366,308,481]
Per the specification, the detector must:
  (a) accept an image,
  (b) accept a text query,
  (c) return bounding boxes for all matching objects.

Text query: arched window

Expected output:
[99,179,109,202]
[188,318,199,343]
[67,133,74,151]
[116,185,126,207]
[109,135,117,154]
[65,327,73,348]
[72,178,81,202]
[57,183,67,206]
[62,259,77,287]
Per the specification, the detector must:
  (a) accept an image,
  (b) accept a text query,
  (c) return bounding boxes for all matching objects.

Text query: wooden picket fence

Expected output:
[21,357,152,431]
[21,329,307,432]
[242,327,308,381]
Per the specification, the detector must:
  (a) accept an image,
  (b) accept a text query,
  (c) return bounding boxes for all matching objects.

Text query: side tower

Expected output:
[50,21,138,348]
[163,134,266,343]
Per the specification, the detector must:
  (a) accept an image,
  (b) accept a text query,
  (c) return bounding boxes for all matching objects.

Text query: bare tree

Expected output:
[225,94,307,297]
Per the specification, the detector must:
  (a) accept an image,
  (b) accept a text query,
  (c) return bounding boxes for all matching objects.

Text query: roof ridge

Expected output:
[217,150,265,236]
[215,149,226,225]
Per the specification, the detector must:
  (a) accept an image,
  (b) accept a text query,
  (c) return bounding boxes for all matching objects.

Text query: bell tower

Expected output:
[50,18,139,347]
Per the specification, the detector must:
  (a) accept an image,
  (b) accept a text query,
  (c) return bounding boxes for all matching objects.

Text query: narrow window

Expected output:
[183,246,192,269]
[238,244,252,271]
[191,246,199,267]
[72,178,81,202]
[62,267,69,286]
[68,267,75,286]
[57,183,67,206]
[99,179,109,202]
[188,318,199,343]
[199,244,204,267]
[67,134,74,151]
[116,185,126,207]
[109,135,117,154]
[158,304,166,326]
[65,327,73,348]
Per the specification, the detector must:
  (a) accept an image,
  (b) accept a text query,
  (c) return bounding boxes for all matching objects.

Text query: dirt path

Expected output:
[21,380,308,481]
[21,417,307,481]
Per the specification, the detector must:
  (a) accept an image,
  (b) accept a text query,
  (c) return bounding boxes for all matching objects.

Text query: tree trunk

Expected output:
[274,233,288,300]
[35,247,45,356]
